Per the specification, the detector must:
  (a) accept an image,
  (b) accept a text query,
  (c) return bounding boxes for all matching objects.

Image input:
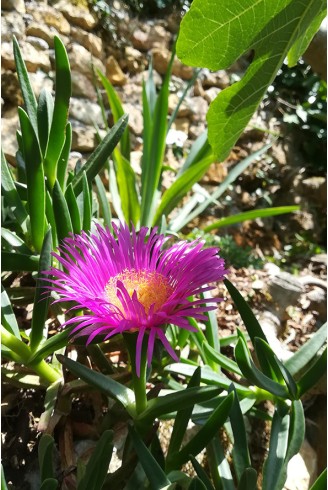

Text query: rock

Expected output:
[204,87,221,103]
[26,23,68,48]
[172,117,190,135]
[25,3,71,35]
[131,24,170,51]
[168,94,192,117]
[1,111,19,164]
[189,96,209,122]
[1,71,23,105]
[26,36,50,51]
[71,122,96,152]
[68,43,105,82]
[166,128,188,147]
[2,41,51,73]
[152,47,194,80]
[70,27,103,59]
[258,311,293,362]
[130,150,142,175]
[124,46,147,74]
[284,439,318,490]
[105,56,127,86]
[1,11,25,41]
[69,98,104,127]
[300,176,327,207]
[305,287,327,320]
[2,0,25,14]
[71,71,97,101]
[268,271,305,313]
[122,102,143,136]
[54,1,97,31]
[202,69,230,89]
[28,71,54,98]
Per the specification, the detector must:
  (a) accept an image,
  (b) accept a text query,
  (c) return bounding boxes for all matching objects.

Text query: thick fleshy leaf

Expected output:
[297,347,327,397]
[29,328,72,364]
[190,456,215,490]
[237,468,258,490]
[153,154,214,225]
[38,434,55,481]
[82,171,92,232]
[1,228,32,255]
[94,175,112,229]
[57,123,72,191]
[165,363,253,397]
[177,0,326,158]
[40,479,58,490]
[254,337,298,399]
[1,284,21,338]
[170,144,270,233]
[204,206,300,232]
[138,385,221,424]
[224,279,268,345]
[57,354,135,413]
[52,180,73,244]
[228,385,252,481]
[18,108,45,253]
[140,53,174,226]
[276,400,305,489]
[1,465,9,490]
[207,434,234,490]
[203,342,242,376]
[45,190,57,248]
[29,229,52,351]
[1,151,28,235]
[65,183,82,234]
[13,36,38,136]
[43,36,71,189]
[310,469,327,490]
[285,322,327,376]
[77,430,113,490]
[188,477,208,490]
[129,425,171,489]
[37,89,54,156]
[167,367,201,461]
[97,69,130,160]
[235,332,288,398]
[174,392,234,468]
[201,290,220,353]
[114,151,140,226]
[71,114,129,195]
[2,252,39,272]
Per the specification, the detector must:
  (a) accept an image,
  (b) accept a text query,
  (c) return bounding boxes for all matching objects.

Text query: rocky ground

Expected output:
[1,1,327,489]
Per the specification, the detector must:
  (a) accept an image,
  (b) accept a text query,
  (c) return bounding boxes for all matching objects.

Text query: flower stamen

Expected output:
[105,268,173,314]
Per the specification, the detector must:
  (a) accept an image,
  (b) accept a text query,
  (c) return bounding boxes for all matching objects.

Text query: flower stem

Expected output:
[2,327,61,385]
[123,332,148,415]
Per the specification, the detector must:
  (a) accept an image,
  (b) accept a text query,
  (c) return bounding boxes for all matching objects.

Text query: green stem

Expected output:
[123,332,148,415]
[2,327,61,385]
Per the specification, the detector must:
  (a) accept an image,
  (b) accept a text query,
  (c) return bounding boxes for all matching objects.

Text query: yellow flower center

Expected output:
[105,268,173,314]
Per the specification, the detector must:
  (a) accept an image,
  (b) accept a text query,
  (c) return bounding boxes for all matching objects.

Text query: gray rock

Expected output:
[2,41,51,73]
[284,439,318,490]
[71,70,97,101]
[26,23,68,48]
[1,11,25,41]
[306,287,327,320]
[70,27,103,59]
[71,121,96,152]
[1,71,23,105]
[28,71,54,98]
[69,97,104,128]
[269,271,305,312]
[131,24,170,51]
[1,111,19,164]
[26,36,50,51]
[122,102,143,136]
[68,43,105,82]
[2,0,25,14]
[25,3,71,35]
[53,1,97,31]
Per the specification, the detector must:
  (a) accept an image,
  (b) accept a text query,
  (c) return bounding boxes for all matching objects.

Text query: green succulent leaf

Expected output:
[310,469,327,490]
[43,36,71,189]
[57,354,135,413]
[29,229,53,351]
[1,284,21,339]
[129,425,171,490]
[52,180,73,244]
[297,346,327,397]
[57,123,72,191]
[38,434,55,482]
[65,183,82,234]
[1,251,39,272]
[37,89,54,157]
[203,342,242,376]
[77,430,114,490]
[72,114,129,195]
[94,175,112,229]
[237,467,258,490]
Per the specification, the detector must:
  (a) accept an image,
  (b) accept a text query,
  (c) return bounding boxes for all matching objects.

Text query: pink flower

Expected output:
[46,222,228,375]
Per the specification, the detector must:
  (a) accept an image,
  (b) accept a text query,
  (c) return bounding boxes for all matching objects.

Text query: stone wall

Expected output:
[1,0,231,168]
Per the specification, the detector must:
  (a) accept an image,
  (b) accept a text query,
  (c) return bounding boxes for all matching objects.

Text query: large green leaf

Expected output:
[114,151,140,226]
[52,180,73,244]
[176,0,326,159]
